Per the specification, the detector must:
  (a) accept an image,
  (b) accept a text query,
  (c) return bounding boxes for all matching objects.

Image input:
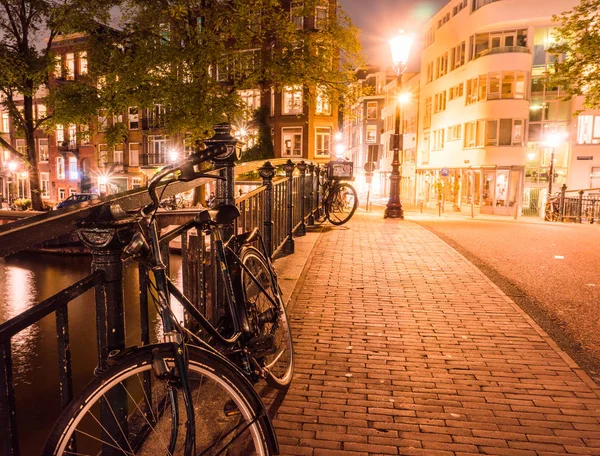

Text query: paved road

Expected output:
[274,211,600,455]
[411,213,600,385]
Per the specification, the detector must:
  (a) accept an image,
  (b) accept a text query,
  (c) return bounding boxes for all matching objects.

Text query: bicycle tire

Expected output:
[240,247,294,388]
[326,182,358,226]
[43,344,276,456]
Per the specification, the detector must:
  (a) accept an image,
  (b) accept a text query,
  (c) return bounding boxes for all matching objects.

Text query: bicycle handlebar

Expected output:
[144,143,229,216]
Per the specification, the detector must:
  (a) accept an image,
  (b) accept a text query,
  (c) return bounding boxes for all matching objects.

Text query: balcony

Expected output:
[474,46,530,60]
[57,141,79,157]
[140,153,169,167]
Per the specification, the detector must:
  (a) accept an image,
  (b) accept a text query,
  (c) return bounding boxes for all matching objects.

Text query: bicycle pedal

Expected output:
[223,400,241,417]
[247,334,276,357]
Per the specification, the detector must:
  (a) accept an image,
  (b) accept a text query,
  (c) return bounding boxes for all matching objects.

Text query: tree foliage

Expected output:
[0,0,115,209]
[548,0,600,110]
[51,0,363,146]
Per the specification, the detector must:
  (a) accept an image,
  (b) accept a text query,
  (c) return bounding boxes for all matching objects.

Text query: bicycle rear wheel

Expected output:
[43,344,275,455]
[326,182,358,225]
[241,247,294,388]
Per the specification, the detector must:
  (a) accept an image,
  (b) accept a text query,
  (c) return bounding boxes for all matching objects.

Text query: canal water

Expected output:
[0,252,184,455]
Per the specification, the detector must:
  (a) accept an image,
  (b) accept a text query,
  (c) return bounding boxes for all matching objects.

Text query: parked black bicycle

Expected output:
[43,144,293,455]
[316,161,358,226]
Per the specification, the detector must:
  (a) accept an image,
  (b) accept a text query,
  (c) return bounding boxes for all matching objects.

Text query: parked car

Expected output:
[55,193,100,209]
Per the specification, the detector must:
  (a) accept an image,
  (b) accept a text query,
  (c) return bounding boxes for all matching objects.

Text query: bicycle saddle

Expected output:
[194,204,240,226]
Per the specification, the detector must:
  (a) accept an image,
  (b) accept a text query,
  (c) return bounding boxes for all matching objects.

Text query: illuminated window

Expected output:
[129,142,140,166]
[366,101,378,119]
[57,157,65,180]
[40,172,49,198]
[79,51,88,75]
[69,156,78,180]
[282,127,303,157]
[128,107,139,130]
[1,112,9,133]
[316,86,331,115]
[366,125,377,144]
[38,138,48,162]
[282,85,303,115]
[315,127,331,156]
[65,53,75,80]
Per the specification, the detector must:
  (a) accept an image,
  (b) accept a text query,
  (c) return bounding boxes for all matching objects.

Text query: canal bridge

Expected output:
[2,126,600,455]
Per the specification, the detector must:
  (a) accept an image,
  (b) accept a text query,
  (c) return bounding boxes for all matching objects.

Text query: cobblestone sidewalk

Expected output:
[273,212,600,456]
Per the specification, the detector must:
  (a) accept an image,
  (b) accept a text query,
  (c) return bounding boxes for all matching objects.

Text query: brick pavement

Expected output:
[272,211,600,456]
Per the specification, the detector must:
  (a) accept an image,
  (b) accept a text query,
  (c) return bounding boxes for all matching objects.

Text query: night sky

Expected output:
[338,0,448,68]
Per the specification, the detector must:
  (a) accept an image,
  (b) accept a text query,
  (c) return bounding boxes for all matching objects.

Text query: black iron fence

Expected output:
[545,185,600,224]
[0,126,328,456]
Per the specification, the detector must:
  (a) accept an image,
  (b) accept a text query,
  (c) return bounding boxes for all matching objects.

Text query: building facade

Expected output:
[415,0,581,215]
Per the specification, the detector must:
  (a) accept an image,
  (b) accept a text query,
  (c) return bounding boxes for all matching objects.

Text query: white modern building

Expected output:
[415,0,585,216]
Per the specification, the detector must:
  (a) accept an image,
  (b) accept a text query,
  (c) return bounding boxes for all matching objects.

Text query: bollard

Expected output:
[307,163,315,225]
[283,160,295,254]
[259,161,276,258]
[559,184,567,223]
[296,161,307,236]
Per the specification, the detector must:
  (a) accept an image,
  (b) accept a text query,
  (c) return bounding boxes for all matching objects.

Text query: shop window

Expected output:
[282,127,302,157]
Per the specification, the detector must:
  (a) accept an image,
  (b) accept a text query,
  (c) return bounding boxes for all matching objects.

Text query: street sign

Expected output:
[363,161,376,174]
[441,167,450,177]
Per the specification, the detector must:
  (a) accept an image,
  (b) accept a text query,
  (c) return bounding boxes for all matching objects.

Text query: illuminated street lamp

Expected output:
[543,132,567,196]
[169,148,179,163]
[385,30,414,219]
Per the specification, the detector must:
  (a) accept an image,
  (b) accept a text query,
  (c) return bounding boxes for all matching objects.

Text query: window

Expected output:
[55,124,64,144]
[98,112,108,131]
[576,115,600,144]
[366,101,378,119]
[315,127,331,156]
[79,51,88,75]
[40,172,49,198]
[366,125,377,144]
[282,85,303,114]
[65,53,75,80]
[485,120,498,145]
[128,107,139,130]
[148,136,167,164]
[38,138,48,162]
[436,53,448,78]
[16,139,26,155]
[148,104,165,128]
[68,124,77,146]
[315,2,329,29]
[449,83,464,101]
[316,86,331,115]
[424,25,435,47]
[1,112,9,132]
[69,156,78,180]
[69,188,76,196]
[422,132,430,164]
[426,62,434,83]
[270,88,275,116]
[466,78,478,105]
[423,97,432,129]
[132,177,142,189]
[58,188,66,200]
[451,42,465,70]
[114,148,124,164]
[129,142,140,166]
[282,127,302,157]
[464,121,485,148]
[432,129,445,150]
[434,91,446,113]
[240,89,261,111]
[291,2,304,29]
[484,118,525,146]
[447,124,461,141]
[36,104,47,121]
[57,157,65,180]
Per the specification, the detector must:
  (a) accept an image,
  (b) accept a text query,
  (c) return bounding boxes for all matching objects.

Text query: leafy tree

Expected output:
[548,0,600,110]
[50,0,363,152]
[0,0,115,210]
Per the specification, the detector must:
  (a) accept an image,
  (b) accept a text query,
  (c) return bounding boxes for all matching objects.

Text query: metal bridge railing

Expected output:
[0,124,327,456]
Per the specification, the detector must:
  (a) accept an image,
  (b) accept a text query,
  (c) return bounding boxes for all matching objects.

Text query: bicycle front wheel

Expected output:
[241,247,294,388]
[326,182,358,225]
[43,344,275,455]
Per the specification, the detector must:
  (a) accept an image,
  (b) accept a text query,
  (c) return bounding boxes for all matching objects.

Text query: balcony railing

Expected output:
[140,153,169,167]
[474,46,530,60]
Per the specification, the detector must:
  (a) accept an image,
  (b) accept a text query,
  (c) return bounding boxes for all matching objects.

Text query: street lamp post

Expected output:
[544,132,565,197]
[384,31,413,219]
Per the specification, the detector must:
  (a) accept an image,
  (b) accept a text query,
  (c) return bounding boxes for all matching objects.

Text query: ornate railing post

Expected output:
[559,184,567,222]
[77,205,135,375]
[259,161,276,258]
[283,160,295,254]
[318,165,327,219]
[204,123,241,241]
[296,161,307,236]
[307,163,316,225]
[578,190,584,224]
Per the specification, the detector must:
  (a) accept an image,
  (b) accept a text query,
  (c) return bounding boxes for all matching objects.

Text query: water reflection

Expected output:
[0,252,183,455]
